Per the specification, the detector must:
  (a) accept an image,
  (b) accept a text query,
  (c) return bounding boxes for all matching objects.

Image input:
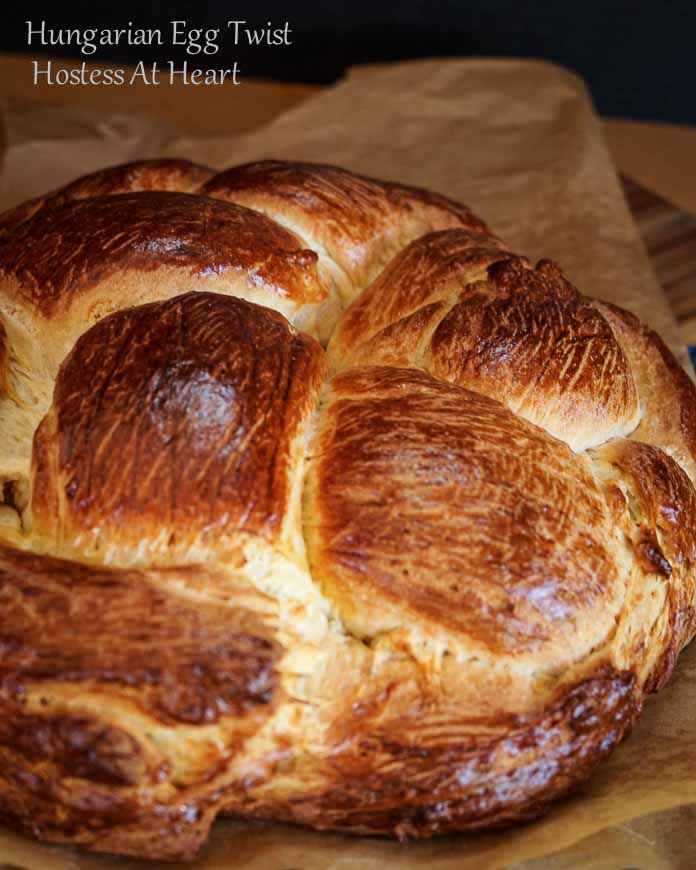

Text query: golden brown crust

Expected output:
[426,259,640,451]
[0,158,213,236]
[594,301,696,483]
[31,292,327,565]
[0,543,280,858]
[0,159,695,859]
[0,544,279,725]
[201,160,489,302]
[242,666,639,837]
[329,228,510,367]
[56,157,213,198]
[0,191,327,319]
[599,440,696,579]
[591,438,696,692]
[0,317,7,397]
[331,248,640,452]
[305,366,622,668]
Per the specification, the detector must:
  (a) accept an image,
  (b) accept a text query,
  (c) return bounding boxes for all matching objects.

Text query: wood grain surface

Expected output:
[622,174,696,349]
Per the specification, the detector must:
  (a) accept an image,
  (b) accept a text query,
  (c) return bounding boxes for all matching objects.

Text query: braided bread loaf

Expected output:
[0,159,694,860]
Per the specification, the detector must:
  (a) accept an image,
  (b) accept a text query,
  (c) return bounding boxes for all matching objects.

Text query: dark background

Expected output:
[4,1,696,124]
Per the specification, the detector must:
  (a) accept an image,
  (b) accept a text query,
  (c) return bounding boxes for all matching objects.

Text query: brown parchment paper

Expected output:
[0,97,178,211]
[0,58,695,869]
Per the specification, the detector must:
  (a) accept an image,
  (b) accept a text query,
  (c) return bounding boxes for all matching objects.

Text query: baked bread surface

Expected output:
[0,158,695,859]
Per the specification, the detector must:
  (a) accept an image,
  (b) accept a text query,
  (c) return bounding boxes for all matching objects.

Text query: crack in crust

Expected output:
[0,159,695,860]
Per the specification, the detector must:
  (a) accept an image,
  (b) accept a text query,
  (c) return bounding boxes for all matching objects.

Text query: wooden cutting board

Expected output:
[622,174,696,359]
